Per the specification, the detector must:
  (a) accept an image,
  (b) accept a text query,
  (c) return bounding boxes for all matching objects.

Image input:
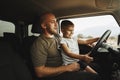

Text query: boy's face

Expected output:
[62,25,74,38]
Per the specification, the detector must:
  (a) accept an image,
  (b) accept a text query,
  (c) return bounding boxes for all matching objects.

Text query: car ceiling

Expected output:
[0,0,120,24]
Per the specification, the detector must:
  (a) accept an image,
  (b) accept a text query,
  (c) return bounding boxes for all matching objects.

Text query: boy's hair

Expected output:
[61,20,74,29]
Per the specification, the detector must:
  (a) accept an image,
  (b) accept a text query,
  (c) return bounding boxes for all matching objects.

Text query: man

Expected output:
[31,12,101,80]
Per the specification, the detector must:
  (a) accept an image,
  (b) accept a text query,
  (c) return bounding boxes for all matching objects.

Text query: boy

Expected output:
[60,20,99,74]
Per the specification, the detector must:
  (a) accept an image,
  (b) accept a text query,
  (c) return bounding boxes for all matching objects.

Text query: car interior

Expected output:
[0,0,120,80]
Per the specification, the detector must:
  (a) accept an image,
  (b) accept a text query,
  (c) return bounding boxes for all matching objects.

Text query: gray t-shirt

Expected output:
[60,37,79,65]
[31,34,63,67]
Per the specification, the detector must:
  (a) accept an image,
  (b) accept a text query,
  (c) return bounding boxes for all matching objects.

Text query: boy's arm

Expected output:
[61,44,86,59]
[78,37,99,45]
[61,44,93,62]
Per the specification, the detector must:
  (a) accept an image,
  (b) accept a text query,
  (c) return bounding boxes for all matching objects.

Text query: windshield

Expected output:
[60,15,120,48]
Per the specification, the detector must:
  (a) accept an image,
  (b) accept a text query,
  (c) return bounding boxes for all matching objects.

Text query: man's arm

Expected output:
[34,63,80,78]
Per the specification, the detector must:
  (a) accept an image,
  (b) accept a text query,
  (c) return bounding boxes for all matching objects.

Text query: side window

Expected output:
[28,25,33,36]
[28,24,40,36]
[0,20,15,37]
[60,15,120,47]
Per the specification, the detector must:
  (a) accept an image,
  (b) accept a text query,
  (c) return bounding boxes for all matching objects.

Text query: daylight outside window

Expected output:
[28,24,40,36]
[60,15,120,48]
[0,20,15,36]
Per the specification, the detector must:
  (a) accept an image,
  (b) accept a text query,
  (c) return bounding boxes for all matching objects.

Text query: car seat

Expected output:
[0,37,32,80]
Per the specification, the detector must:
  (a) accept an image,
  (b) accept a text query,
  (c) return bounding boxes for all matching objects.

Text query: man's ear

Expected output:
[41,23,46,29]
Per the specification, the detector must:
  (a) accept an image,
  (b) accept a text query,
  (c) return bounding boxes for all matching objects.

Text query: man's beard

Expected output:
[46,26,58,35]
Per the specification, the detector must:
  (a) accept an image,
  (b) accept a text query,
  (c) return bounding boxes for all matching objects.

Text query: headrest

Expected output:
[31,15,42,34]
[31,23,42,34]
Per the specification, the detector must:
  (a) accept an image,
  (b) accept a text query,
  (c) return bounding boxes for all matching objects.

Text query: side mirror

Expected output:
[118,34,120,45]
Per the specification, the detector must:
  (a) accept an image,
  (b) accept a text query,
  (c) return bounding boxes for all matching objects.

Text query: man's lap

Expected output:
[40,71,101,80]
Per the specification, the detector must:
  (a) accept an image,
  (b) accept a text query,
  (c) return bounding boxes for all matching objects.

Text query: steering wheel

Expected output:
[90,30,111,57]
